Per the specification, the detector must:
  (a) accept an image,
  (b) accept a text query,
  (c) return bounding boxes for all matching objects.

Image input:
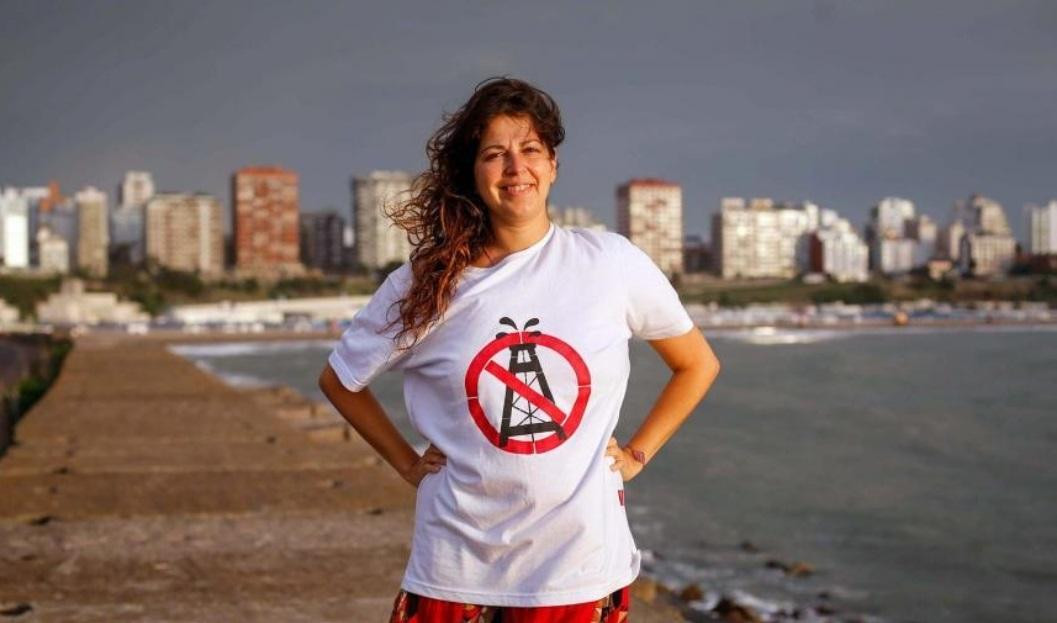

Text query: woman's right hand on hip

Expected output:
[399,443,447,487]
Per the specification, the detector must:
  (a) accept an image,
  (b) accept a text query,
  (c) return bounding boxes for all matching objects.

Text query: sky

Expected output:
[2,0,1056,242]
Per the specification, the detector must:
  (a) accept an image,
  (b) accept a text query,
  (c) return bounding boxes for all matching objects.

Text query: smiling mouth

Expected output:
[501,183,534,195]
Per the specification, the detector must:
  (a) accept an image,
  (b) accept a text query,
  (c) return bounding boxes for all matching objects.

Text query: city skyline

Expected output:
[3,166,1049,249]
[2,2,1056,242]
[0,167,1040,282]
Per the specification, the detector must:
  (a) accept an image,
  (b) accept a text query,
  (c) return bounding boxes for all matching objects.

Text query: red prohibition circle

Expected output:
[464,331,591,454]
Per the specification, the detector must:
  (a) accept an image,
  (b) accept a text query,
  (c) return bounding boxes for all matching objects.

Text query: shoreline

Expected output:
[29,314,1056,346]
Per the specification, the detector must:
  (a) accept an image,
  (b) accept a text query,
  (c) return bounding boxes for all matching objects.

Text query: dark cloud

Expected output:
[2,0,1055,241]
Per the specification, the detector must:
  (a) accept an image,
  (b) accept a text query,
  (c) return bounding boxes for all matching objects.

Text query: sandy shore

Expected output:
[0,334,687,622]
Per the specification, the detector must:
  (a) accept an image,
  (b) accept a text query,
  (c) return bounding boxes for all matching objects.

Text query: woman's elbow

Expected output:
[695,351,721,387]
[318,365,339,398]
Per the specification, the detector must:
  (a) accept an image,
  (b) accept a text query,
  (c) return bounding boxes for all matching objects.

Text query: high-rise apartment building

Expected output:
[712,198,812,279]
[145,193,224,275]
[713,197,758,279]
[862,197,938,275]
[121,171,155,207]
[0,188,30,269]
[232,166,300,274]
[300,212,346,272]
[112,170,156,264]
[75,186,109,277]
[616,179,683,275]
[865,197,920,275]
[1028,200,1057,255]
[806,218,870,283]
[352,170,414,270]
[957,194,1016,277]
[36,226,69,274]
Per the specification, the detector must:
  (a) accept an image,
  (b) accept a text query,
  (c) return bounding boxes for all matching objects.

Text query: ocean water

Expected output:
[171,326,1057,623]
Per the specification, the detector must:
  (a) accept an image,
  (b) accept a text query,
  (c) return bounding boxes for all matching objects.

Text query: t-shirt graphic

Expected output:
[465,316,591,454]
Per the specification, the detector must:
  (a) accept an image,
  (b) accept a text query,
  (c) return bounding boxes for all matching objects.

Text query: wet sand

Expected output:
[0,334,685,622]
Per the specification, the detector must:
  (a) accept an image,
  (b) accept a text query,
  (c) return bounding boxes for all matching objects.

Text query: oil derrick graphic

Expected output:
[495,317,566,448]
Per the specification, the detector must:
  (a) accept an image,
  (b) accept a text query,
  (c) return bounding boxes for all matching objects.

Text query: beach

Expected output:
[0,333,687,622]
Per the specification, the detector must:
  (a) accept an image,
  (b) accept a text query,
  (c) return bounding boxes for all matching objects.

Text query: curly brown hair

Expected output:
[387,77,565,345]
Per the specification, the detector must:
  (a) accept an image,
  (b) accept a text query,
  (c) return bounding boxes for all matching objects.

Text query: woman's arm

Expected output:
[318,363,445,487]
[606,327,720,481]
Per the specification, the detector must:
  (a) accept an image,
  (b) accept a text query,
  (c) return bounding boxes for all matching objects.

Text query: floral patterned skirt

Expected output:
[388,584,630,623]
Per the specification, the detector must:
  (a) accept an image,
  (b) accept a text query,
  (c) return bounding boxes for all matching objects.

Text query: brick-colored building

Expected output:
[232,166,300,274]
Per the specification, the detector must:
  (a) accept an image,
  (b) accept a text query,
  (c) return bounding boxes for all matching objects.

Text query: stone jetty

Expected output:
[0,334,686,622]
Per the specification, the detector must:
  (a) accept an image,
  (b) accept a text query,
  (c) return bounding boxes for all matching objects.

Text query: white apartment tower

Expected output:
[1028,201,1057,255]
[712,198,813,279]
[145,193,224,275]
[0,188,30,269]
[352,170,414,270]
[121,171,155,207]
[616,179,684,275]
[958,194,1016,276]
[75,186,109,277]
[866,197,918,275]
[808,217,870,283]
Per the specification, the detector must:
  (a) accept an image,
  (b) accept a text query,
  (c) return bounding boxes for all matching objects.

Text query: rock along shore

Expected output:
[0,333,686,622]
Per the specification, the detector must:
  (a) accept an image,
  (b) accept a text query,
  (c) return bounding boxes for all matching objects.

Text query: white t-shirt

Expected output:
[328,223,694,607]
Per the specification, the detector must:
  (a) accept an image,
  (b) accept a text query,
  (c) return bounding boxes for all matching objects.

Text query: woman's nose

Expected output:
[503,150,526,174]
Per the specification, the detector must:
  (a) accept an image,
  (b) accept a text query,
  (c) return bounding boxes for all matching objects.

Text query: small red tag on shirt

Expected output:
[617,490,625,506]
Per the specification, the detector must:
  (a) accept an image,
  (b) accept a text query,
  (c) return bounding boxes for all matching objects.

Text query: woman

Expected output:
[319,77,720,622]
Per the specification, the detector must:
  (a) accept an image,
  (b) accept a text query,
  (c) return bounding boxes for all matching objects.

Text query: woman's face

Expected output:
[473,114,557,227]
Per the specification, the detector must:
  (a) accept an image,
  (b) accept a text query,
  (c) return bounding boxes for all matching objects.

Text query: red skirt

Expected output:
[388,585,630,623]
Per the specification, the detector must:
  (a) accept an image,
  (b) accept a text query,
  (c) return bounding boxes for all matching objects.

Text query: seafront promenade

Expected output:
[0,335,685,622]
